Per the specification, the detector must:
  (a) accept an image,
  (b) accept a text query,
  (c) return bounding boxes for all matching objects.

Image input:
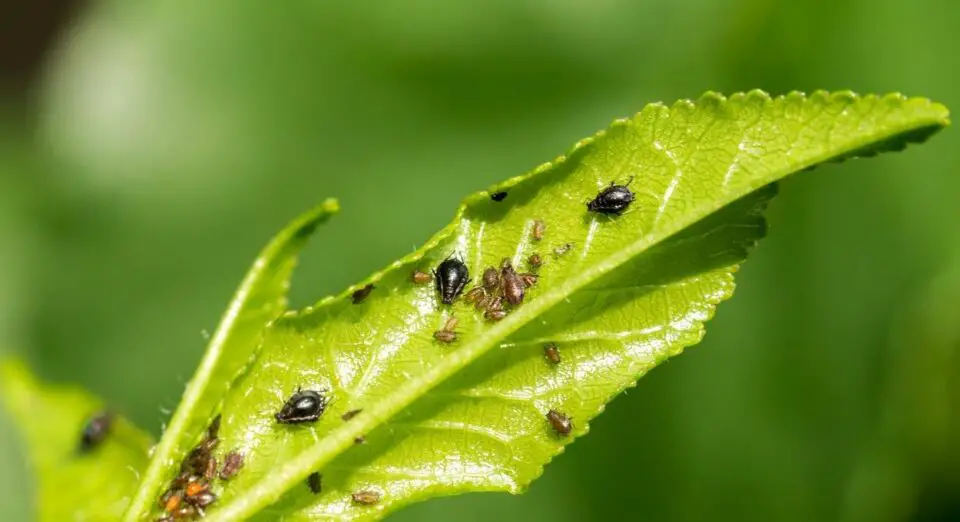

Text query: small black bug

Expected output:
[352,284,375,304]
[546,409,573,436]
[79,410,114,452]
[490,191,508,202]
[342,409,362,421]
[275,388,328,424]
[433,255,470,305]
[307,472,322,494]
[587,179,635,215]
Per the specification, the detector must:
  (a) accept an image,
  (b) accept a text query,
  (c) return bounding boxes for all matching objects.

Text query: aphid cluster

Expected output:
[156,416,243,521]
[463,258,538,321]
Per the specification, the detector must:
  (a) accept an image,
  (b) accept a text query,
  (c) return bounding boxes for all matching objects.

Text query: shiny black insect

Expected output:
[546,409,573,436]
[220,450,244,480]
[490,191,508,202]
[433,255,470,305]
[307,472,322,494]
[587,179,635,215]
[79,410,114,452]
[544,343,560,365]
[352,284,375,304]
[275,388,328,424]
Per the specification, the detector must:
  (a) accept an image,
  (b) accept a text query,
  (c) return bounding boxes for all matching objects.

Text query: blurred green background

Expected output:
[1,1,958,521]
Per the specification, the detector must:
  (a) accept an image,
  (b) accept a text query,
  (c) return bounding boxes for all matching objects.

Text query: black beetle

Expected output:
[587,179,635,215]
[490,191,508,202]
[79,410,114,452]
[433,255,470,305]
[275,388,328,424]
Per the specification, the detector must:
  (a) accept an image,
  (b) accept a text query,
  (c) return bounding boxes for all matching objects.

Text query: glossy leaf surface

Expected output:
[177,92,945,521]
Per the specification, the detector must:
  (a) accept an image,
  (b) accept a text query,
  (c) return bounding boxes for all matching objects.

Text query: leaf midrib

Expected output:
[204,114,942,521]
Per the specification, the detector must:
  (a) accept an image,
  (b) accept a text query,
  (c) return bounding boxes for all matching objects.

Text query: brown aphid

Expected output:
[519,272,538,288]
[159,489,181,511]
[184,480,207,498]
[434,316,459,343]
[162,490,182,513]
[307,472,322,494]
[182,446,215,475]
[170,471,193,489]
[464,286,486,304]
[486,296,503,312]
[528,253,542,268]
[544,343,561,364]
[532,220,546,241]
[352,284,375,304]
[203,455,218,480]
[433,330,457,343]
[485,309,507,322]
[481,267,500,291]
[156,516,174,522]
[352,489,383,505]
[411,270,432,284]
[499,260,527,305]
[219,450,245,481]
[354,436,367,445]
[186,491,217,509]
[546,409,573,436]
[172,505,197,519]
[553,243,573,257]
[342,409,362,421]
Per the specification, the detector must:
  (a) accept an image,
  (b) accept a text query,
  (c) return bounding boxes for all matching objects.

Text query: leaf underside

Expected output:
[2,90,949,522]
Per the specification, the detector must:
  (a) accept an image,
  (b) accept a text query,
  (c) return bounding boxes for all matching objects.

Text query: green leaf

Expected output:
[128,91,947,522]
[124,199,340,519]
[0,359,153,521]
